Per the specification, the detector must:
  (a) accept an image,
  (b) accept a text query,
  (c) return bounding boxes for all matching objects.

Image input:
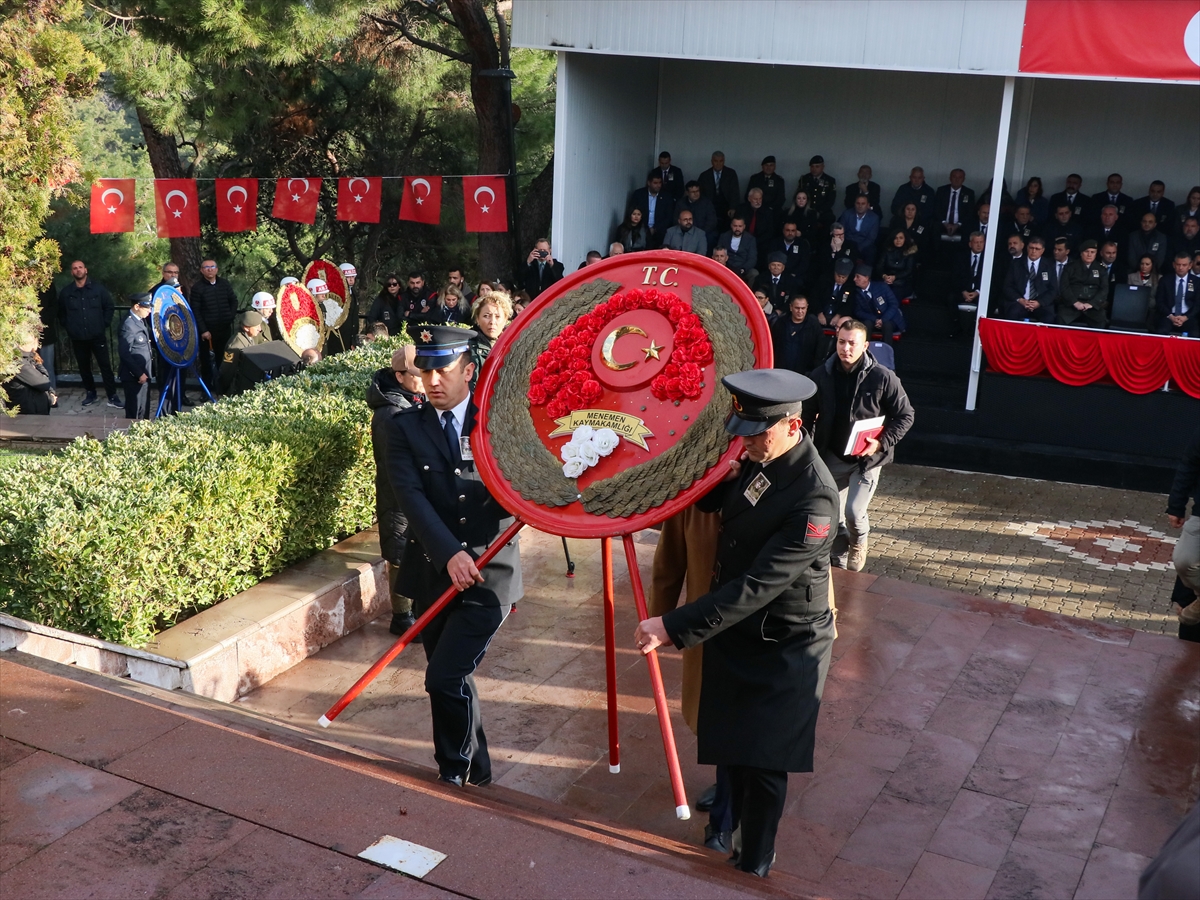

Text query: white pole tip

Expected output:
[609,763,620,774]
[676,805,691,820]
[317,715,332,728]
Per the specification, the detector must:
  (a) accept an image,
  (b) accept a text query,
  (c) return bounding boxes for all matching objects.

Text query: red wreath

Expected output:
[526,288,714,418]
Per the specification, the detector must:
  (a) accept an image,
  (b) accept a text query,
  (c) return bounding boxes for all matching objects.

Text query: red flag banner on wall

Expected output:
[90,179,136,234]
[399,176,442,224]
[153,179,201,238]
[272,177,322,224]
[337,177,382,223]
[1020,0,1200,82]
[463,175,508,233]
[215,178,258,232]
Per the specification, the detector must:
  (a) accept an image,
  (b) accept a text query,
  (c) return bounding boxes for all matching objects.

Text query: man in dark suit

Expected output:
[1131,181,1175,233]
[679,180,721,251]
[890,167,937,223]
[385,325,522,788]
[1087,204,1128,260]
[628,173,675,248]
[746,156,787,212]
[754,252,802,315]
[953,231,987,312]
[717,216,759,286]
[698,151,741,222]
[771,295,823,375]
[635,368,839,878]
[523,239,564,300]
[1091,173,1134,225]
[1049,174,1091,221]
[1172,217,1200,263]
[654,151,685,201]
[935,169,977,243]
[1001,236,1058,323]
[1099,240,1126,301]
[1004,205,1041,246]
[736,188,778,266]
[817,257,856,327]
[764,221,811,283]
[1127,211,1169,272]
[1047,203,1085,253]
[1156,252,1199,335]
[851,264,905,341]
[837,195,880,266]
[843,165,881,214]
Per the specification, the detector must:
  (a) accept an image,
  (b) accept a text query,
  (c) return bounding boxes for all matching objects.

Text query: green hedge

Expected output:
[0,337,407,648]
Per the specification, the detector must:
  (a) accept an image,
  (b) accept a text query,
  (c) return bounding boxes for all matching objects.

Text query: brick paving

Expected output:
[868,465,1181,636]
[0,386,133,443]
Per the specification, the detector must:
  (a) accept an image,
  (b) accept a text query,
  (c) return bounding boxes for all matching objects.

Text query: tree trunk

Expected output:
[519,155,554,257]
[135,107,202,291]
[446,0,515,282]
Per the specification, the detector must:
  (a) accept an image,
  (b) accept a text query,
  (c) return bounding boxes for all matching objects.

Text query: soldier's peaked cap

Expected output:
[410,324,478,369]
[721,369,816,437]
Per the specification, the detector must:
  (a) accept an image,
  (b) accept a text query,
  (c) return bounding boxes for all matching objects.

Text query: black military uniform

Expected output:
[385,325,522,786]
[218,311,261,395]
[367,362,424,636]
[660,370,838,878]
[1058,240,1110,327]
[746,157,787,212]
[798,156,838,226]
[117,294,155,419]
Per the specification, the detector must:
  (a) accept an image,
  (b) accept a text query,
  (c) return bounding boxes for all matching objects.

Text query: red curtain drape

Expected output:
[978,318,1200,398]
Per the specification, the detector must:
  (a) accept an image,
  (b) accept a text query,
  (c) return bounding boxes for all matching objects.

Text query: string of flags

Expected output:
[88,175,509,236]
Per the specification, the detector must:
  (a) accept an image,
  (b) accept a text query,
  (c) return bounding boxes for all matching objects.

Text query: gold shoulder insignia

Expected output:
[223,352,234,362]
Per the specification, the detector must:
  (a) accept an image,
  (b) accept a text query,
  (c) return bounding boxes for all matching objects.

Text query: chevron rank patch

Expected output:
[805,516,832,544]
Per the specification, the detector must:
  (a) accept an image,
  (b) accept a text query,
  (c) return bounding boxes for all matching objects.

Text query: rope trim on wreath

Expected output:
[487,280,756,517]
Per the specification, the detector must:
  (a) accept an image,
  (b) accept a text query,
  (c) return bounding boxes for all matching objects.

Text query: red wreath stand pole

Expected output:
[600,537,622,773]
[623,532,691,820]
[317,518,526,728]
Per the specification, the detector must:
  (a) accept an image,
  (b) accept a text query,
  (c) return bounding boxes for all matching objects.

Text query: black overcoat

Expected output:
[662,437,838,772]
[384,399,522,611]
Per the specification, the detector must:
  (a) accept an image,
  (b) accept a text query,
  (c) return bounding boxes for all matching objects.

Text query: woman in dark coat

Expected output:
[3,338,56,415]
[617,208,650,252]
[875,228,918,300]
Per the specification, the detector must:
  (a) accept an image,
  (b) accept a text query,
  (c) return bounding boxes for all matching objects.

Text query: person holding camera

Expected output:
[522,239,564,301]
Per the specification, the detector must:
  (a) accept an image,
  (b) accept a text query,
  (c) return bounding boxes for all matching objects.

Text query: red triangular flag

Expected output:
[90,179,136,234]
[463,175,508,233]
[215,178,258,232]
[337,177,382,223]
[154,179,201,238]
[399,176,442,225]
[272,177,322,224]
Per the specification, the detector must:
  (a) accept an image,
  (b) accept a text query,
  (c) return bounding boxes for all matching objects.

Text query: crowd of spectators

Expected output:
[610,152,1200,343]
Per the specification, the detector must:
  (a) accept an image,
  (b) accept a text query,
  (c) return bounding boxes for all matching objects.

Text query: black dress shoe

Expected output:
[390,612,421,641]
[739,851,776,878]
[437,774,464,787]
[703,824,731,854]
[695,782,718,812]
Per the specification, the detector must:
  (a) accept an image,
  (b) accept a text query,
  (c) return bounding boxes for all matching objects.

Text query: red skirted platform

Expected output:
[979,318,1200,398]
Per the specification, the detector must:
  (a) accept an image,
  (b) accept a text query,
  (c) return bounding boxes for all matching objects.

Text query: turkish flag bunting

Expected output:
[215,178,258,232]
[337,177,382,223]
[90,179,136,234]
[272,177,322,224]
[463,175,508,233]
[1020,0,1200,82]
[399,176,442,224]
[154,179,201,239]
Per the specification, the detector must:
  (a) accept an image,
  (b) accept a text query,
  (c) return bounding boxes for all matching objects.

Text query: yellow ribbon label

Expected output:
[548,409,654,451]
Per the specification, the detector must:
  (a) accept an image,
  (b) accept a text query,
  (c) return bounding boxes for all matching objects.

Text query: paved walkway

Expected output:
[0,386,133,442]
[238,528,1200,899]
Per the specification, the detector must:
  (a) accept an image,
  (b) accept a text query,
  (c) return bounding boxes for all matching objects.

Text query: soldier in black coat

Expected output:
[368,346,426,636]
[635,369,838,878]
[117,293,155,419]
[385,325,522,787]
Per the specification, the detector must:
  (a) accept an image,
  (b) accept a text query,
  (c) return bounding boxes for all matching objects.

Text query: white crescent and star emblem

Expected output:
[100,187,124,214]
[288,178,309,203]
[349,177,370,203]
[473,185,495,214]
[164,188,189,218]
[226,184,247,214]
[412,178,431,205]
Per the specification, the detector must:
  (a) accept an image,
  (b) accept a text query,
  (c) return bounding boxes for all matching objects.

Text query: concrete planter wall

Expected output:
[0,528,389,703]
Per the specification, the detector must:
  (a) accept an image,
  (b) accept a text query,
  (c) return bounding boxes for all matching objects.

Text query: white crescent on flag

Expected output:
[287,178,310,195]
[1186,11,1200,67]
[412,178,431,197]
[473,185,495,207]
[100,187,125,207]
[349,177,370,195]
[165,189,189,209]
[226,184,248,204]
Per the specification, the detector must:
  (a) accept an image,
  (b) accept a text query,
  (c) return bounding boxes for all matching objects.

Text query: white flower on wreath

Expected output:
[560,425,620,479]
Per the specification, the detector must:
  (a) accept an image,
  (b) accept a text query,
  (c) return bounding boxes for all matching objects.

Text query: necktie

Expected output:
[773,276,779,284]
[1058,262,1064,280]
[1029,261,1036,278]
[972,254,979,272]
[1178,278,1187,315]
[1151,201,1158,212]
[1111,194,1117,204]
[442,410,460,461]
[714,171,721,190]
[949,190,958,224]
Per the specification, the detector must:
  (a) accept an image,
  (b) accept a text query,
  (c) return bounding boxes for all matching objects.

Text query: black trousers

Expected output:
[729,765,788,874]
[199,323,232,394]
[420,599,506,781]
[72,338,117,397]
[121,378,151,419]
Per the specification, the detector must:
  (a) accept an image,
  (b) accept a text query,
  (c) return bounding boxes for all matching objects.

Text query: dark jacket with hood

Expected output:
[805,349,915,473]
[368,367,423,561]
